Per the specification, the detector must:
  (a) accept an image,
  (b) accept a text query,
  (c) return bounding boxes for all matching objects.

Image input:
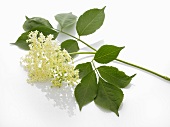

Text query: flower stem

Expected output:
[57,30,170,81]
[69,52,95,55]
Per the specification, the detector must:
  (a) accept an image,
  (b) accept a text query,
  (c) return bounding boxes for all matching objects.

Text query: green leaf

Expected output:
[11,31,30,50]
[12,26,58,50]
[94,45,124,64]
[94,78,124,116]
[23,16,53,31]
[98,66,136,88]
[55,13,77,29]
[75,71,97,110]
[61,39,79,57]
[75,62,93,79]
[76,7,105,36]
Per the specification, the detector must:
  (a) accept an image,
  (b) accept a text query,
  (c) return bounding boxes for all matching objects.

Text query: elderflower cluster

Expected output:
[21,30,79,87]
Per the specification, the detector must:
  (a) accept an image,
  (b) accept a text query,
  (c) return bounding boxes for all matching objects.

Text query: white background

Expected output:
[1,0,170,127]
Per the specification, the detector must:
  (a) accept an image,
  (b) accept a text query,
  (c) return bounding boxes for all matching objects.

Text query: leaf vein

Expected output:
[96,49,119,60]
[80,9,103,35]
[99,68,128,84]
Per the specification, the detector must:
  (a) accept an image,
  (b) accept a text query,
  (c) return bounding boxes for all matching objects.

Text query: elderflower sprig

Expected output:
[12,6,170,116]
[21,31,79,87]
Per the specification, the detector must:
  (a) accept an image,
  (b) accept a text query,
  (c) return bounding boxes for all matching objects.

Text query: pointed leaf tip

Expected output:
[122,46,125,49]
[116,112,119,117]
[131,74,137,78]
[25,16,29,20]
[102,6,106,10]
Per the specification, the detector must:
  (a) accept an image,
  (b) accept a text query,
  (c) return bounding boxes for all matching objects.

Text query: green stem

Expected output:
[116,58,170,81]
[57,29,97,51]
[69,52,96,55]
[57,29,170,81]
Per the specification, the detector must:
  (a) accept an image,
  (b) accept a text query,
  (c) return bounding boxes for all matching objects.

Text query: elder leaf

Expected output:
[94,45,124,64]
[76,7,105,36]
[11,31,30,50]
[61,39,79,57]
[55,13,77,29]
[12,26,58,50]
[75,71,97,110]
[23,16,53,31]
[94,78,124,116]
[98,66,136,88]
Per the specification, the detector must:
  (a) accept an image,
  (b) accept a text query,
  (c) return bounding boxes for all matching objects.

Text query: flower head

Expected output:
[21,31,79,87]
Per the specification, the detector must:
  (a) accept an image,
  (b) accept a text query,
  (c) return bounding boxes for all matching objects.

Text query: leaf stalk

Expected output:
[69,52,95,55]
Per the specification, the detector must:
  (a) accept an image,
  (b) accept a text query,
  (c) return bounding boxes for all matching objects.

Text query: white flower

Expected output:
[21,31,79,87]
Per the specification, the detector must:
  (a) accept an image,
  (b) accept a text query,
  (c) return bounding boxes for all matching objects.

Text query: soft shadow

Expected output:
[124,83,135,89]
[34,82,77,117]
[74,55,93,63]
[73,40,104,63]
[118,103,124,111]
[95,103,112,113]
[95,102,124,116]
